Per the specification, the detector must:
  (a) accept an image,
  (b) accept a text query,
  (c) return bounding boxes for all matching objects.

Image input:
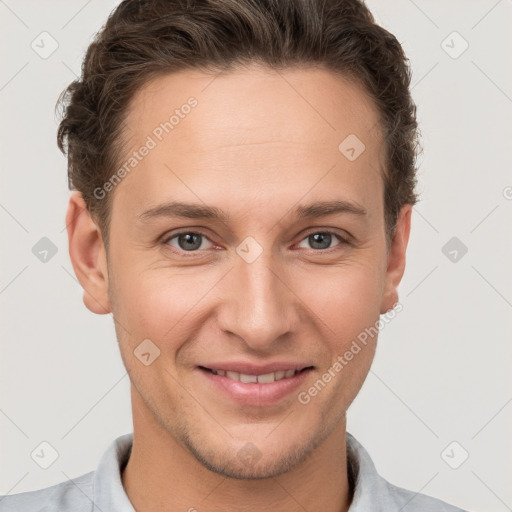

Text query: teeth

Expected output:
[240,373,258,383]
[211,369,298,383]
[257,372,275,383]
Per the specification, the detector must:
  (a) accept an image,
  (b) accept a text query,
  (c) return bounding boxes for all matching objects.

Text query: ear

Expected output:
[380,204,412,314]
[66,192,111,314]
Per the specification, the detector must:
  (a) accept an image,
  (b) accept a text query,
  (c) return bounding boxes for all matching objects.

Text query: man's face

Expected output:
[86,65,409,478]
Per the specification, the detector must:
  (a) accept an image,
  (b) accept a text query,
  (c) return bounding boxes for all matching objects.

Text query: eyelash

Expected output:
[162,229,351,257]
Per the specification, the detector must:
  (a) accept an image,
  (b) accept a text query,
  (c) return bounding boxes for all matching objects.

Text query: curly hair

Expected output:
[57,0,420,248]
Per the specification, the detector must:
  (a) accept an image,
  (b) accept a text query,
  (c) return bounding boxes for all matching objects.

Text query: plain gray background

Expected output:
[1,1,511,510]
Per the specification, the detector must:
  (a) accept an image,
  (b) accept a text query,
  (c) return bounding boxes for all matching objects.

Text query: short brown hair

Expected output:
[57,0,420,248]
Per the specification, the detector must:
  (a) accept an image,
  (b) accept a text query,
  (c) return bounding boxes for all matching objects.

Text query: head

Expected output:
[60,0,419,479]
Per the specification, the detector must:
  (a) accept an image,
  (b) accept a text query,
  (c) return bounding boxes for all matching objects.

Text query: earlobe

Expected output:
[380,204,412,314]
[66,192,111,315]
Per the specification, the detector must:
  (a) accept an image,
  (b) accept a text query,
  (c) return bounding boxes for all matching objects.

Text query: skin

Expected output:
[67,64,411,512]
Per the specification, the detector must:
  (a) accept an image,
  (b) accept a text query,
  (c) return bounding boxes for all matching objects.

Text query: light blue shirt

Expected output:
[0,432,469,511]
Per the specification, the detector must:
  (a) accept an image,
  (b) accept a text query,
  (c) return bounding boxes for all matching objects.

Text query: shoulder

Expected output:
[0,471,94,512]
[345,432,471,511]
[1,433,134,512]
[383,479,471,511]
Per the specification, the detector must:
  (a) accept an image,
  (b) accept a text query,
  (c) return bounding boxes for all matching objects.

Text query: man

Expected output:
[0,0,469,510]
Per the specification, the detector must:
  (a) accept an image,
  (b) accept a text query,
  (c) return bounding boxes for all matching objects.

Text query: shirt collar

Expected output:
[93,431,384,511]
[346,431,390,510]
[93,432,135,512]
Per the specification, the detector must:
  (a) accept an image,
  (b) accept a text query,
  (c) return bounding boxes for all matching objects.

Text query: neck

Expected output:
[122,391,353,512]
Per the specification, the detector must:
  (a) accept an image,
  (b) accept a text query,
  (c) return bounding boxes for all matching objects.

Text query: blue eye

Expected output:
[165,232,213,252]
[297,231,345,251]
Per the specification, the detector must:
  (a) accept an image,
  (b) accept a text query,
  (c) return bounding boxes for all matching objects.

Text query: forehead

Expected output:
[115,65,385,219]
[124,64,382,151]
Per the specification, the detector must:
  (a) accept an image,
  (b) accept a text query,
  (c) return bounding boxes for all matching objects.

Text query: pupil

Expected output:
[179,233,201,251]
[310,233,331,250]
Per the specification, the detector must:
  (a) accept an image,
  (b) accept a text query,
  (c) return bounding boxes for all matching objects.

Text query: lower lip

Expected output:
[199,367,314,407]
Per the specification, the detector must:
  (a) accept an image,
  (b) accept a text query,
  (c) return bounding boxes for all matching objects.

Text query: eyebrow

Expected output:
[296,200,367,218]
[138,199,367,223]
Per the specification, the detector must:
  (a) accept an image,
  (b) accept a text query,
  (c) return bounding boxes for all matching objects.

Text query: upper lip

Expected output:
[199,362,314,376]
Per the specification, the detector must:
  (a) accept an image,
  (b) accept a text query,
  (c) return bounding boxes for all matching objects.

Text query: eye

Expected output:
[297,231,347,251]
[164,231,214,252]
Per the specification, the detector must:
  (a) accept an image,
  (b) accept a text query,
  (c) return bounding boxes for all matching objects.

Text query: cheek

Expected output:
[109,262,220,346]
[296,258,385,337]
[297,267,382,412]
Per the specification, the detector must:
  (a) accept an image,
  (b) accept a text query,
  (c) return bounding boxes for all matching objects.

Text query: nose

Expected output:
[215,250,299,351]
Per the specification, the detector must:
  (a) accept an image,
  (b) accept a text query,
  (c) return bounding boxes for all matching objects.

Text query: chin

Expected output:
[176,419,332,480]
[185,440,310,480]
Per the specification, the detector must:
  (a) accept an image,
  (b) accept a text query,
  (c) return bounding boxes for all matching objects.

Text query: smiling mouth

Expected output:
[199,366,313,383]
